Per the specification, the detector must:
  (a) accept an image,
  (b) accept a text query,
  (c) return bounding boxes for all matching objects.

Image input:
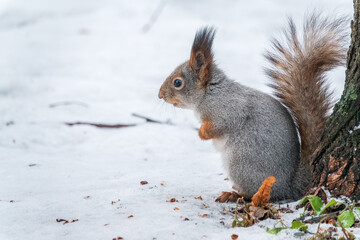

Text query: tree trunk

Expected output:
[312,0,360,200]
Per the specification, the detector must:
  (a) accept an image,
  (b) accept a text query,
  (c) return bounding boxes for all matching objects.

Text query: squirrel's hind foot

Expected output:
[215,191,249,203]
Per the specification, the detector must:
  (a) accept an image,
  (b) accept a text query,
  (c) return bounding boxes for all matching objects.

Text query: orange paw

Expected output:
[251,176,276,207]
[198,121,215,140]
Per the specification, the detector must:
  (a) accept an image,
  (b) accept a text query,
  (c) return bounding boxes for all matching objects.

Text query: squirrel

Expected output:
[158,13,347,202]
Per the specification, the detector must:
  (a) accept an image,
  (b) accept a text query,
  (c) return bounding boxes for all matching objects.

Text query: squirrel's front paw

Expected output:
[198,121,215,140]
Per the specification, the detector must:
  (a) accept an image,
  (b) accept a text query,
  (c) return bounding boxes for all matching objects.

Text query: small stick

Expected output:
[65,113,164,129]
[294,211,339,223]
[66,122,136,128]
[234,197,241,220]
[317,214,334,233]
[65,113,197,130]
[338,220,351,240]
[133,113,199,131]
[131,113,171,124]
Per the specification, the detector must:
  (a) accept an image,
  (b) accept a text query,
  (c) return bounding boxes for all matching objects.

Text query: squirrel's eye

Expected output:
[173,79,183,88]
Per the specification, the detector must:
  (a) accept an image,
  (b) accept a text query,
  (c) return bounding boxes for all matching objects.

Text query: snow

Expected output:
[349,123,360,134]
[0,0,356,239]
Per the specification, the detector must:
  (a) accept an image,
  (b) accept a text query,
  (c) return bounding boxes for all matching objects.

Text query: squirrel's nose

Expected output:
[158,87,164,99]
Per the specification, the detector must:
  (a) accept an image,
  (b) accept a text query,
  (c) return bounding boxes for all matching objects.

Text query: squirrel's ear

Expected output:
[189,26,216,87]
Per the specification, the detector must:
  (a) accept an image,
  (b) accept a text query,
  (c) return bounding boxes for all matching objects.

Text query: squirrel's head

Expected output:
[158,26,216,109]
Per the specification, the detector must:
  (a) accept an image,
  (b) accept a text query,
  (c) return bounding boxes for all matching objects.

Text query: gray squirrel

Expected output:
[158,14,347,201]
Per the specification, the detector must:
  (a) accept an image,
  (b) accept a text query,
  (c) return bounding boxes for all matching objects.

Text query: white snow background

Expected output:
[0,0,357,239]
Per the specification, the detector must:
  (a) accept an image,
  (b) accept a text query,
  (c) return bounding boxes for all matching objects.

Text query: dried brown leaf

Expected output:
[56,219,67,223]
[168,198,178,202]
[250,206,269,219]
[112,237,123,240]
[328,219,336,225]
[231,234,239,239]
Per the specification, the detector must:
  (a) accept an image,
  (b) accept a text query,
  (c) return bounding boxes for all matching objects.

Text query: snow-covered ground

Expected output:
[0,0,355,239]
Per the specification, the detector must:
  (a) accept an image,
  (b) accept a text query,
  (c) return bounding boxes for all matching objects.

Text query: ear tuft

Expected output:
[189,26,216,86]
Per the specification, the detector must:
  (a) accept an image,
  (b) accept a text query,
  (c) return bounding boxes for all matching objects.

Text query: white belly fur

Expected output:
[212,135,230,174]
[193,111,231,175]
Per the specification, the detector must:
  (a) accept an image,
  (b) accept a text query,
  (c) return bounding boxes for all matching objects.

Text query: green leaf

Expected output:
[308,196,323,216]
[297,195,325,216]
[298,195,326,216]
[298,195,311,206]
[232,220,237,228]
[338,210,355,228]
[266,227,284,235]
[290,221,308,231]
[232,219,248,228]
[319,199,338,215]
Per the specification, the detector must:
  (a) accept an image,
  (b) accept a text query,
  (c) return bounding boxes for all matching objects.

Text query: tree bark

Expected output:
[312,0,360,200]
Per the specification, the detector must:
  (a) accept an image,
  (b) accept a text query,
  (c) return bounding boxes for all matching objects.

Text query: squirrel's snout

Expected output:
[158,86,165,99]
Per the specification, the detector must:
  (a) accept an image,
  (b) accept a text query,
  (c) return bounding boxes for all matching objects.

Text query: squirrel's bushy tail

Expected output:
[265,13,348,166]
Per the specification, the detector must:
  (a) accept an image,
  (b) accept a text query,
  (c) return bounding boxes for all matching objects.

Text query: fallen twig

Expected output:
[56,218,78,225]
[294,211,339,224]
[66,122,136,128]
[132,113,198,130]
[132,113,172,124]
[65,113,198,130]
[65,113,168,128]
[338,219,351,240]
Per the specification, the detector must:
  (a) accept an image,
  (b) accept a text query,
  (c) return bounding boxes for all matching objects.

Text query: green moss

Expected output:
[345,83,356,99]
[350,93,357,100]
[337,83,357,116]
